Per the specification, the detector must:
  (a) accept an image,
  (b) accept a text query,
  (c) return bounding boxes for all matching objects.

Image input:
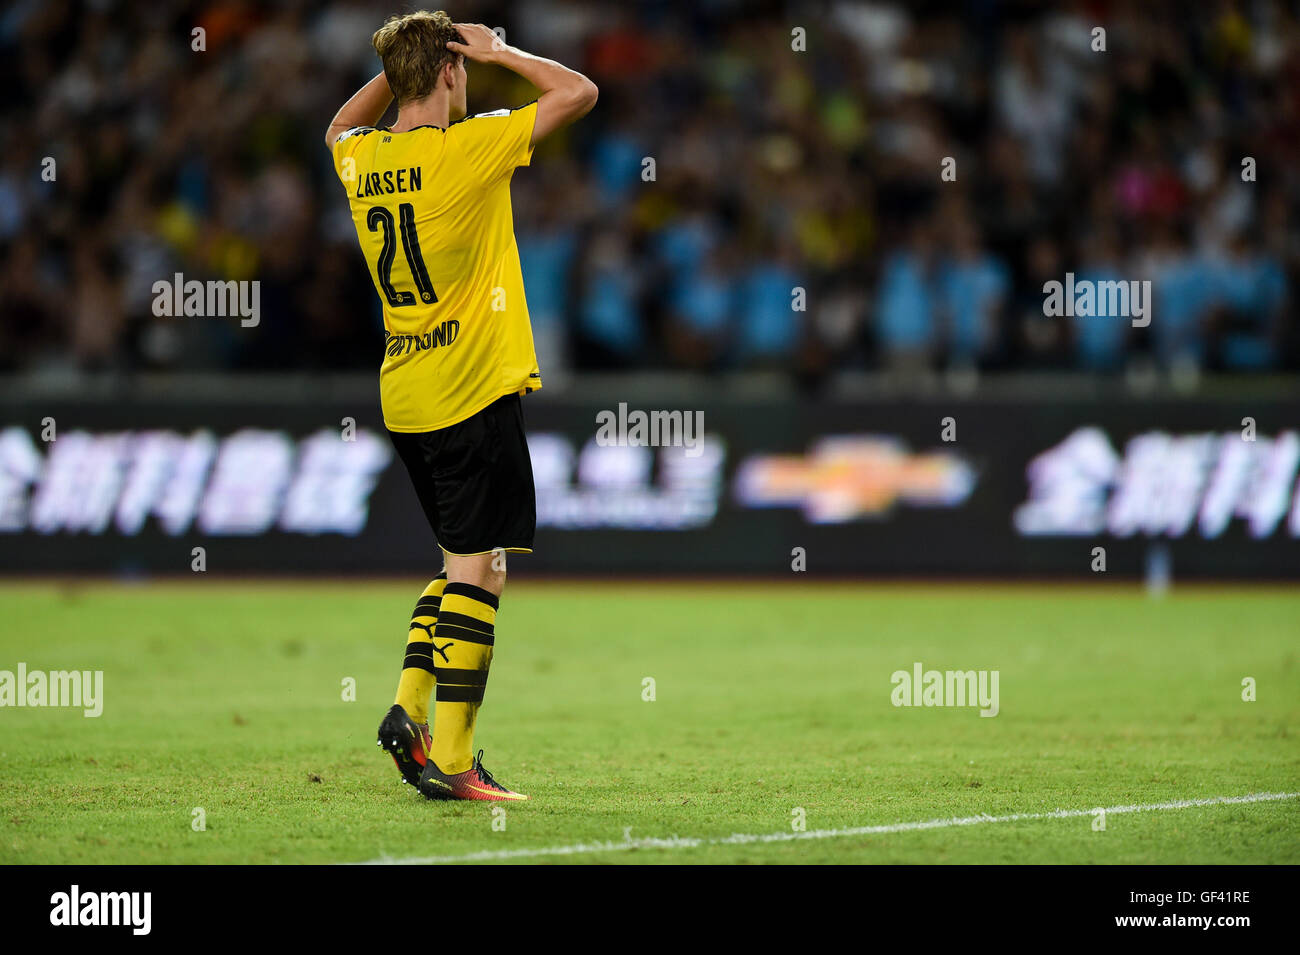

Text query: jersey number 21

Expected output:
[367,203,437,306]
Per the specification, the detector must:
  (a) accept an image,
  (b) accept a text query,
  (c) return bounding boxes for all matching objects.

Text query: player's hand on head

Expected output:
[447,23,505,63]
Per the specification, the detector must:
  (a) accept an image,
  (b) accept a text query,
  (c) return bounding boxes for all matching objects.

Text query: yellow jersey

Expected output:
[332,101,542,432]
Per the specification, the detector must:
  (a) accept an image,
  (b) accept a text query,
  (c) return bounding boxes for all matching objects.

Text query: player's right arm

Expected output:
[446,23,598,145]
[325,71,393,150]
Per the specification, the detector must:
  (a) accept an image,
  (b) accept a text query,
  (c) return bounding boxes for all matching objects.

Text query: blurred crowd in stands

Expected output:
[2,0,1297,384]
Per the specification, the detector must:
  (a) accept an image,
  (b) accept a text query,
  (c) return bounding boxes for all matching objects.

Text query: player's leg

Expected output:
[378,430,454,786]
[419,549,528,800]
[417,394,535,801]
[397,570,449,723]
[423,551,505,774]
[377,570,447,785]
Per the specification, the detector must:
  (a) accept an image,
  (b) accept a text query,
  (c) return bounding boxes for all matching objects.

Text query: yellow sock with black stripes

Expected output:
[429,582,498,775]
[393,573,447,725]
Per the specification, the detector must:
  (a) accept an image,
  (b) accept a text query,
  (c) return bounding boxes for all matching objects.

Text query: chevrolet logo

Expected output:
[734,436,976,522]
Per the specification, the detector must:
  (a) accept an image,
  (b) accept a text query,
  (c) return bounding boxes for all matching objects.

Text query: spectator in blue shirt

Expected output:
[735,250,801,365]
[590,123,646,206]
[1149,229,1214,369]
[576,230,643,366]
[876,225,938,370]
[1070,228,1131,372]
[936,220,1009,367]
[1211,231,1285,371]
[664,247,734,369]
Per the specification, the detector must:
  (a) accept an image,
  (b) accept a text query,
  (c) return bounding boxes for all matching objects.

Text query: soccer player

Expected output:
[325,12,597,801]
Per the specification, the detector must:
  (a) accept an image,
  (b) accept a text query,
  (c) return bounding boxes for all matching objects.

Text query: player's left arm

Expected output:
[447,23,597,145]
[325,72,393,150]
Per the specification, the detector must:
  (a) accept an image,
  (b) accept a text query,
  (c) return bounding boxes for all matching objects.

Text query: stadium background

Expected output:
[2,0,1297,579]
[2,0,1299,875]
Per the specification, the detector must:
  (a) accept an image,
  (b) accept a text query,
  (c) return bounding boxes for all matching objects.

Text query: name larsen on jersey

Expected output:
[355,166,423,198]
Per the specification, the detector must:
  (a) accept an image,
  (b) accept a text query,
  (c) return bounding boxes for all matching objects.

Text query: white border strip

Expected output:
[355,790,1299,865]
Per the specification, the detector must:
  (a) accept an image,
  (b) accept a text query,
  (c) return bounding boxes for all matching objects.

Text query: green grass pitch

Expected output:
[1,580,1296,865]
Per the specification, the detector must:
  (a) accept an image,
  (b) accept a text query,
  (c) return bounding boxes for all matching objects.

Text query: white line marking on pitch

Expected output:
[354,790,1299,865]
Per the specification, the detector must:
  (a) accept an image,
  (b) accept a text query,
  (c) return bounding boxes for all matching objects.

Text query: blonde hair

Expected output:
[372,10,463,105]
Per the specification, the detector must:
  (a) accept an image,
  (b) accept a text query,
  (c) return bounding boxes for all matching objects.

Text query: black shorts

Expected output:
[388,394,537,556]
